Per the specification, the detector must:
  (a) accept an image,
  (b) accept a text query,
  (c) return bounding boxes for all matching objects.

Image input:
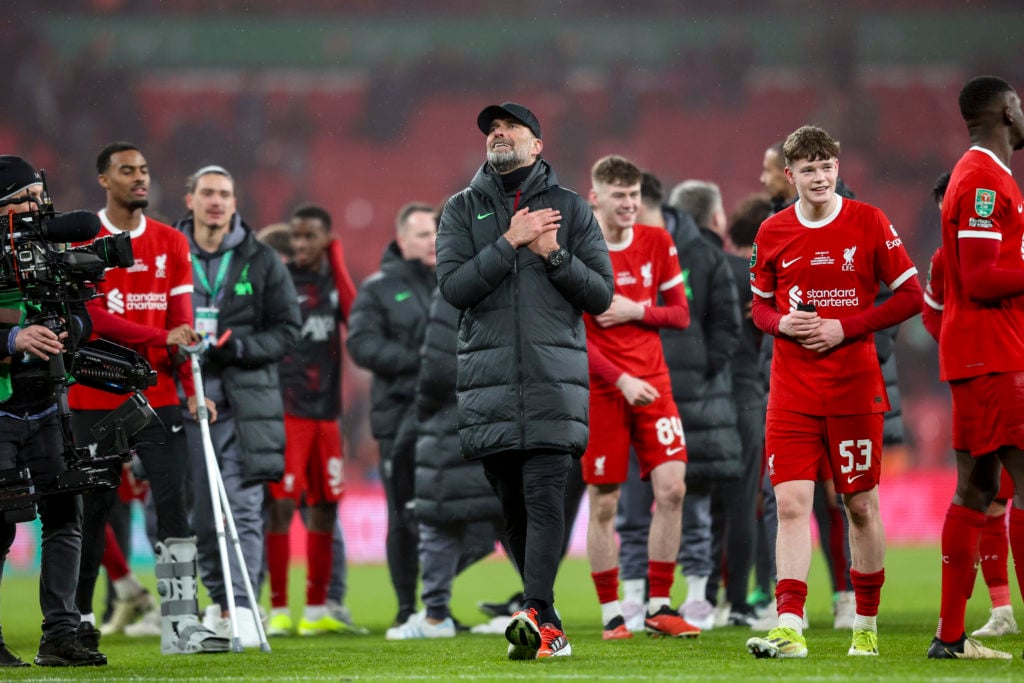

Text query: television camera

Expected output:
[0,171,158,523]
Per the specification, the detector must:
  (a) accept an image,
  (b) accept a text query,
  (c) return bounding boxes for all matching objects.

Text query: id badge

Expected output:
[195,307,219,342]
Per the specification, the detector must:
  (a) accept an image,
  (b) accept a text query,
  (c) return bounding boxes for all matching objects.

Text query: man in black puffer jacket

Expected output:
[347,202,437,628]
[176,165,301,645]
[384,291,503,640]
[437,102,613,660]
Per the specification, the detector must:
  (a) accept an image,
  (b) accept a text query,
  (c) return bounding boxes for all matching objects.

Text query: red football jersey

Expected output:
[925,247,945,311]
[750,196,917,415]
[584,223,684,385]
[921,247,944,342]
[939,146,1024,381]
[69,212,194,410]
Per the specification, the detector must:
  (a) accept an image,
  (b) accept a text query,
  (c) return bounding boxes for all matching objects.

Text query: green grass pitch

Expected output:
[0,546,1021,680]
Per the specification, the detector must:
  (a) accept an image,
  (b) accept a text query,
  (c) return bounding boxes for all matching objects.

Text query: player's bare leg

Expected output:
[647,460,686,566]
[748,479,812,658]
[842,486,884,655]
[587,483,630,638]
[644,461,697,637]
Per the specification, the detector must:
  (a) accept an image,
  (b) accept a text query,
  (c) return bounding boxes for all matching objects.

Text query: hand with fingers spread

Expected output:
[15,324,66,360]
[503,207,561,250]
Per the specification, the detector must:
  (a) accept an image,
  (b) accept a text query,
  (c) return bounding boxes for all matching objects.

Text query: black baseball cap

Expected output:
[477,102,542,140]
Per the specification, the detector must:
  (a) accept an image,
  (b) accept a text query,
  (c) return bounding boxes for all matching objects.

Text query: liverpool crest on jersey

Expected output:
[975,188,996,218]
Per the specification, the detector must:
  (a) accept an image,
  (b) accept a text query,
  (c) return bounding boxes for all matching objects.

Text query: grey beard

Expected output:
[487,148,525,174]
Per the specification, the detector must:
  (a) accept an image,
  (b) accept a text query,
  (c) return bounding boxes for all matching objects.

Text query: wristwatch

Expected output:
[545,247,568,270]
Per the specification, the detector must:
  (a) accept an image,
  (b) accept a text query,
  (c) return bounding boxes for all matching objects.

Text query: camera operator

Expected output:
[69,143,229,655]
[0,155,105,668]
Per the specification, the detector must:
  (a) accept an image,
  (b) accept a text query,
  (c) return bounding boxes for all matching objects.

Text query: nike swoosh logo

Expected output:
[394,291,412,302]
[476,212,494,220]
[847,473,865,484]
[171,424,184,433]
[781,257,802,268]
[667,446,685,456]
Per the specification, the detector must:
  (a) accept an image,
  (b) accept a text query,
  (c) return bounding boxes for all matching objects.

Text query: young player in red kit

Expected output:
[265,205,362,636]
[922,170,1020,643]
[927,76,1024,661]
[745,126,922,659]
[581,155,696,640]
[70,143,228,655]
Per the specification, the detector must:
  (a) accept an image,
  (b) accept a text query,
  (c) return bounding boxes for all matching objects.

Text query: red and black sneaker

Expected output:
[538,623,571,658]
[644,605,701,638]
[602,615,633,640]
[505,608,541,660]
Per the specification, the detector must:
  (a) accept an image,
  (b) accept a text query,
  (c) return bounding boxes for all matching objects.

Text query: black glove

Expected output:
[205,338,241,366]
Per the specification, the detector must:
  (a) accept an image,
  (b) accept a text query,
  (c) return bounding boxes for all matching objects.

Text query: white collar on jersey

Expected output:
[98,208,147,238]
[794,194,843,229]
[604,226,635,252]
[969,145,1013,176]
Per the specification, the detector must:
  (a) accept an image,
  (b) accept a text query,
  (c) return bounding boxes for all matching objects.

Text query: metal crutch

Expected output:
[183,338,271,653]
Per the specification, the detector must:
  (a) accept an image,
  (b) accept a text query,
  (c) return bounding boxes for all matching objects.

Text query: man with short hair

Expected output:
[176,165,301,647]
[0,156,103,667]
[745,125,921,659]
[928,76,1024,660]
[347,202,438,629]
[436,102,613,659]
[71,142,228,655]
[265,204,365,637]
[581,155,694,641]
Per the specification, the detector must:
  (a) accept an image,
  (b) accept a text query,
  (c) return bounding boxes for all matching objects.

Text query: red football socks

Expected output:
[591,567,620,605]
[937,504,985,642]
[1007,507,1024,609]
[648,560,676,600]
[980,511,1011,608]
[267,531,290,609]
[307,530,334,606]
[102,524,130,581]
[850,568,884,617]
[776,578,808,618]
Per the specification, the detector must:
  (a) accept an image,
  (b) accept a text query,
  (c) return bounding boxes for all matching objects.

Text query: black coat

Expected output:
[412,292,502,525]
[347,242,436,447]
[661,213,742,485]
[874,285,904,445]
[703,228,765,409]
[178,217,302,485]
[436,159,614,460]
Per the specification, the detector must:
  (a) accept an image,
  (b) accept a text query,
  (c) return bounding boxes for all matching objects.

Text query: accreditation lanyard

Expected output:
[193,251,233,303]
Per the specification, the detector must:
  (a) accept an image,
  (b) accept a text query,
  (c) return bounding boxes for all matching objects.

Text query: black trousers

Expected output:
[74,405,190,614]
[378,437,419,622]
[0,411,83,642]
[708,401,765,608]
[482,450,571,629]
